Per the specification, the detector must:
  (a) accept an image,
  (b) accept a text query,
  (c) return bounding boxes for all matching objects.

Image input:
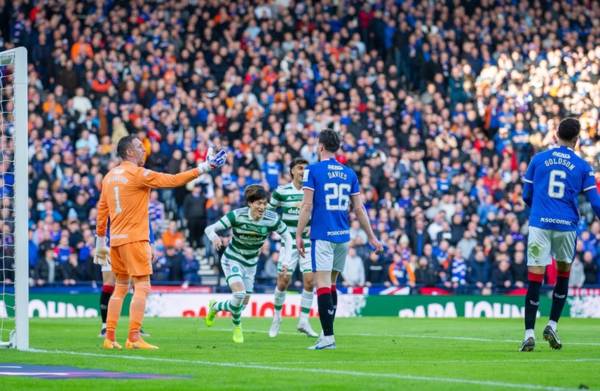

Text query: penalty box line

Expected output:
[207,327,600,347]
[27,348,580,391]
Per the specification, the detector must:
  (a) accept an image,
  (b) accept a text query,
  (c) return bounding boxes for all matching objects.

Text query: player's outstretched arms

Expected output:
[96,186,109,237]
[204,211,234,251]
[584,186,600,219]
[522,182,533,207]
[94,184,110,266]
[296,188,313,258]
[93,236,109,266]
[141,149,228,189]
[522,157,536,207]
[204,221,226,250]
[279,230,293,273]
[198,148,227,173]
[351,195,383,253]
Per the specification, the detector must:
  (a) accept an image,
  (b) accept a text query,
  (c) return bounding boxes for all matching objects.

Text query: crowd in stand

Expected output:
[1,0,600,292]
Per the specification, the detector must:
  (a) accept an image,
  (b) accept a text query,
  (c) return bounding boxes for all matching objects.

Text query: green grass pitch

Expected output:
[1,317,599,390]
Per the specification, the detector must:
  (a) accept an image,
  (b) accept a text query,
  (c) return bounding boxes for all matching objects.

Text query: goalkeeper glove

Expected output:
[198,148,227,173]
[94,236,109,266]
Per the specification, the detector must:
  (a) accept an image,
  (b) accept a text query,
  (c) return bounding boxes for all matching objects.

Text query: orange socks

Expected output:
[106,279,129,342]
[128,280,151,342]
[106,276,151,343]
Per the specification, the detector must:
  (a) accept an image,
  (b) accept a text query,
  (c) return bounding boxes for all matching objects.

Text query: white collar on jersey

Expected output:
[248,208,262,222]
[319,156,337,162]
[551,144,574,151]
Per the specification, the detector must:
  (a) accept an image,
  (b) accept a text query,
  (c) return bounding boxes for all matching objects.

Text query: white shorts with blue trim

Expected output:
[311,240,349,272]
[527,226,576,267]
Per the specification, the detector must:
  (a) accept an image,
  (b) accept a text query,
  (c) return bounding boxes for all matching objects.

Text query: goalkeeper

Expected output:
[95,135,226,350]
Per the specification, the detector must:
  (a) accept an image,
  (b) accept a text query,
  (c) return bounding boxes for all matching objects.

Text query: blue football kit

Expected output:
[523,145,600,231]
[303,157,360,243]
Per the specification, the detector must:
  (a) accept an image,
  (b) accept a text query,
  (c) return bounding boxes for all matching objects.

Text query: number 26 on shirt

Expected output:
[324,183,350,211]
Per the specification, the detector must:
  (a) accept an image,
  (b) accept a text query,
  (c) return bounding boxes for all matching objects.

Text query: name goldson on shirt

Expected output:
[544,157,575,170]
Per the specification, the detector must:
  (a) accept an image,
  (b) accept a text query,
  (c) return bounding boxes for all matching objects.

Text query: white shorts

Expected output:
[311,240,349,272]
[527,226,576,266]
[101,257,112,273]
[277,247,313,274]
[221,256,257,294]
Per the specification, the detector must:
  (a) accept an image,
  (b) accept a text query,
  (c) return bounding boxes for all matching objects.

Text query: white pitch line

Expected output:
[26,348,580,391]
[248,358,600,365]
[206,327,600,346]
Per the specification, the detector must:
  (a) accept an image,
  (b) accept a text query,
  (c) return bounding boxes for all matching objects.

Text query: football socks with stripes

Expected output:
[100,284,114,324]
[317,287,334,336]
[524,272,543,331]
[550,271,570,324]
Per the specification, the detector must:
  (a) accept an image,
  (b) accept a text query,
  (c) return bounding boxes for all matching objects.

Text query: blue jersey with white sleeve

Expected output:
[303,158,360,243]
[523,146,597,231]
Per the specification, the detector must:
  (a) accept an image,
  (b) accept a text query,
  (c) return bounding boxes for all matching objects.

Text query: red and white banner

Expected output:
[145,293,365,318]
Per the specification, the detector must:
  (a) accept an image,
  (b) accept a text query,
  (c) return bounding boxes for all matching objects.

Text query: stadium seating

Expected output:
[2,0,599,292]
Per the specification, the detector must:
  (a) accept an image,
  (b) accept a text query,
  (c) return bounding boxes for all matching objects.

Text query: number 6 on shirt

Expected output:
[548,170,566,199]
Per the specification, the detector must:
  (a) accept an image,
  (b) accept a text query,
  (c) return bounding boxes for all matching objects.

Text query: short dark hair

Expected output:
[116,135,138,159]
[557,118,580,142]
[290,157,308,173]
[318,129,341,153]
[245,185,269,204]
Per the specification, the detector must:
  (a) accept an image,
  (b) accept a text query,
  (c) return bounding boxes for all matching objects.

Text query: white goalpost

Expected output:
[0,47,28,350]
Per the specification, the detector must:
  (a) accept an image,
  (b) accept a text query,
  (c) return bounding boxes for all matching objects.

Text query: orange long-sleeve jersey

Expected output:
[96,161,199,247]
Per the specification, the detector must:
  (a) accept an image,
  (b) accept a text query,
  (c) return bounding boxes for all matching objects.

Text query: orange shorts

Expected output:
[110,241,153,277]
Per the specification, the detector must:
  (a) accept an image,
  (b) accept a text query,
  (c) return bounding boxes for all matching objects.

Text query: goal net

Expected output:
[0,47,28,350]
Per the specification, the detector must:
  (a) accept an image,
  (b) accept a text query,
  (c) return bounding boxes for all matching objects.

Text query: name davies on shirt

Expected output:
[327,165,347,180]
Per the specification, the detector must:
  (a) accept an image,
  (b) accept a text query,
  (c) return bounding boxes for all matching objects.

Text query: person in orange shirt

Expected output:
[162,221,184,248]
[70,36,94,61]
[94,135,226,350]
[91,69,112,94]
[42,93,64,119]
